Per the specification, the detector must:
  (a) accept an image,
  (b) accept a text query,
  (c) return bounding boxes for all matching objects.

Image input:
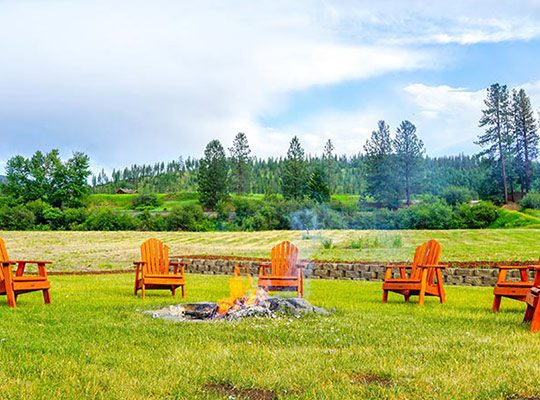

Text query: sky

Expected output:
[1,0,540,173]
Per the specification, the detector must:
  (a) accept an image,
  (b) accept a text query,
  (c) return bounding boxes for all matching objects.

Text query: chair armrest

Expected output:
[258,262,271,275]
[497,265,536,270]
[170,261,188,274]
[169,261,190,266]
[384,265,411,269]
[418,264,448,269]
[133,261,146,266]
[12,260,52,264]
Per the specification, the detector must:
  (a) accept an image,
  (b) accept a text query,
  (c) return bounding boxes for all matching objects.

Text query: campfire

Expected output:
[144,266,329,322]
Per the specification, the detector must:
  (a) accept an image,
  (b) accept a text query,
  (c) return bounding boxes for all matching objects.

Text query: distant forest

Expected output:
[91,154,499,199]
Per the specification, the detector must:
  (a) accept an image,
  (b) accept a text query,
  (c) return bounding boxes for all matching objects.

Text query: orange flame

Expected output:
[217,266,263,315]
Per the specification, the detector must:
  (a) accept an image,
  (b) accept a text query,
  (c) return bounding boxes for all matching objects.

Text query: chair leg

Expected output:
[404,294,411,303]
[181,285,185,298]
[382,290,388,303]
[492,295,502,312]
[524,305,534,322]
[418,270,428,306]
[531,305,540,332]
[134,279,139,296]
[43,289,51,304]
[171,286,176,297]
[6,289,16,308]
[141,284,145,300]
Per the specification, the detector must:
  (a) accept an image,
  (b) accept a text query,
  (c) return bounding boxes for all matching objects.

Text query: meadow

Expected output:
[2,229,540,272]
[0,274,539,399]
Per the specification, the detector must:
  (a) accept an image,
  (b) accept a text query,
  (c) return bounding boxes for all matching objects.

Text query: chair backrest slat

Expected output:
[141,238,169,275]
[271,241,298,276]
[410,239,441,281]
[0,238,9,282]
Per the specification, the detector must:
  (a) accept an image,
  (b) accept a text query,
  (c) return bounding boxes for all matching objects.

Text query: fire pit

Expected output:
[144,267,329,322]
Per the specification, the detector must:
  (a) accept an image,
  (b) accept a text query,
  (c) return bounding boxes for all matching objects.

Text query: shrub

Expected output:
[132,193,161,210]
[520,193,540,210]
[167,204,205,231]
[320,238,334,249]
[454,201,500,228]
[0,205,35,230]
[84,209,139,230]
[441,186,475,206]
[399,200,453,229]
[137,210,168,231]
[63,208,89,230]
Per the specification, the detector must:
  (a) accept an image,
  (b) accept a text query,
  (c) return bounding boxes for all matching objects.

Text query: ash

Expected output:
[143,297,329,322]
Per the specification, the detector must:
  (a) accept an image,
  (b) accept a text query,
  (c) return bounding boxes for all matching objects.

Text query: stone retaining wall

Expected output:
[177,257,537,287]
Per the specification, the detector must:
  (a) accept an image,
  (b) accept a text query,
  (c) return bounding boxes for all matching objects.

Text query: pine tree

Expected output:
[364,120,400,208]
[394,120,424,205]
[228,132,252,195]
[322,139,335,193]
[511,88,538,193]
[282,136,307,200]
[477,83,513,203]
[198,140,229,209]
[307,166,330,203]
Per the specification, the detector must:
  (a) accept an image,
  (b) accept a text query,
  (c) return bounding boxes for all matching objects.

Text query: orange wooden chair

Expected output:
[524,267,540,332]
[0,237,51,308]
[134,238,188,299]
[382,239,446,306]
[492,263,537,312]
[258,241,304,297]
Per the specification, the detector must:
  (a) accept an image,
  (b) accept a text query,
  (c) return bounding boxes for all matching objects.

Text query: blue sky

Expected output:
[1,1,540,173]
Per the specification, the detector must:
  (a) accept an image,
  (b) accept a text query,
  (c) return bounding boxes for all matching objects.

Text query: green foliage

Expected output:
[198,140,229,209]
[489,208,540,228]
[282,136,307,200]
[167,204,206,231]
[363,120,401,208]
[394,120,424,205]
[5,150,91,208]
[441,185,475,206]
[520,192,540,210]
[320,238,334,249]
[398,200,454,230]
[229,132,252,194]
[306,167,330,203]
[132,193,161,209]
[348,234,403,250]
[0,205,36,230]
[454,201,500,229]
[83,209,139,231]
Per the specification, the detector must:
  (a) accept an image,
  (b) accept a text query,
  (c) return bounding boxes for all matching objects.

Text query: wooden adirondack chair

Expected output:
[382,239,446,306]
[134,238,187,299]
[258,241,304,297]
[0,238,51,308]
[492,263,537,312]
[524,267,540,332]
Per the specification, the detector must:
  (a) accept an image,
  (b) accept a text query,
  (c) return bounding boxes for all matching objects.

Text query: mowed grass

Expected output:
[0,274,539,399]
[2,229,540,272]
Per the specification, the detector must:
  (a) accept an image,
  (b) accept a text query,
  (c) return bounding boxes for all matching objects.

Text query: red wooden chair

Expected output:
[0,237,51,308]
[258,241,304,297]
[524,267,540,332]
[134,238,188,299]
[492,264,537,312]
[382,239,446,306]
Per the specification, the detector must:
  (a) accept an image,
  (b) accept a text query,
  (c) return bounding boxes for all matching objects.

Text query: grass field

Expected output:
[1,273,539,399]
[2,229,540,272]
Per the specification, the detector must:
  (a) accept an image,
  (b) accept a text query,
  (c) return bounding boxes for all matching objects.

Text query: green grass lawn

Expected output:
[1,274,539,399]
[2,229,540,272]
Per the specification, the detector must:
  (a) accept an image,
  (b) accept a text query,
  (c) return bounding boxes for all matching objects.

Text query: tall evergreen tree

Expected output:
[282,136,307,200]
[307,166,330,203]
[198,140,229,209]
[511,88,538,193]
[322,139,335,193]
[229,132,252,194]
[477,83,512,203]
[364,120,400,208]
[394,120,424,205]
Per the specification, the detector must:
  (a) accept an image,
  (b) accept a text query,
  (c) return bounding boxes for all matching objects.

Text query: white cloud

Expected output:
[0,0,433,171]
[0,1,539,172]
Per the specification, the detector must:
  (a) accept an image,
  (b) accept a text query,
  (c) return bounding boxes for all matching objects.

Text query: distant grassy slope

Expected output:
[3,229,540,271]
[88,193,199,211]
[490,208,540,228]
